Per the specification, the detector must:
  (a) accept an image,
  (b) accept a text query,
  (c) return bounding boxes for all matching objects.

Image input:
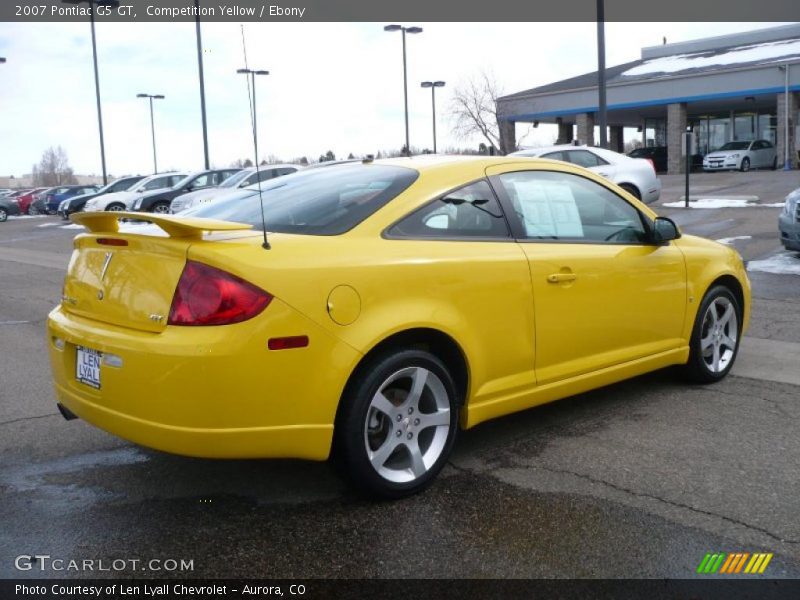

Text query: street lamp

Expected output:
[194,0,210,169]
[237,68,270,168]
[420,81,445,153]
[384,24,423,156]
[62,0,120,185]
[137,93,165,174]
[778,64,792,171]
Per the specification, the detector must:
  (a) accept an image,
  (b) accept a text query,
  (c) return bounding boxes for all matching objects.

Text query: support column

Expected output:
[667,103,687,174]
[555,118,573,144]
[576,112,595,146]
[498,119,516,155]
[777,91,798,170]
[609,125,624,153]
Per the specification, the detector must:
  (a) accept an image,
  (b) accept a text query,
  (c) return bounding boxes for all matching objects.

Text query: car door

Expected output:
[488,164,687,385]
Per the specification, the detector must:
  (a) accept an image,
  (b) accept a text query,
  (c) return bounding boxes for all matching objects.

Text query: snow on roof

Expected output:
[622,38,800,78]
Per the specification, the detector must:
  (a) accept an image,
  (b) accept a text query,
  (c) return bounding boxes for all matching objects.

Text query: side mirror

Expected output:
[652,216,680,243]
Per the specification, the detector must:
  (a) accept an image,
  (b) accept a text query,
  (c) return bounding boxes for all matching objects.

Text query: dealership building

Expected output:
[497,24,800,173]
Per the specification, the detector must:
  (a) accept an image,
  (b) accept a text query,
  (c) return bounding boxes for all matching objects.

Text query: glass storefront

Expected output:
[690,110,775,155]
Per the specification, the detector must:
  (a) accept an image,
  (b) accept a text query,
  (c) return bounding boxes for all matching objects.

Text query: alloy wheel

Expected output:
[699,296,738,374]
[152,203,170,214]
[363,366,451,483]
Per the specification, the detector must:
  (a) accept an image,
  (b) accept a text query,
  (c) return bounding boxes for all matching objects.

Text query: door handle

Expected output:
[547,273,577,283]
[597,172,610,177]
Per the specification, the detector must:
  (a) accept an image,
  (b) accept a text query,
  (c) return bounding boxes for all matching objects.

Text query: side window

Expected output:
[169,176,183,187]
[190,174,212,188]
[565,150,608,168]
[143,178,165,190]
[497,170,648,244]
[540,151,566,161]
[276,167,297,176]
[387,180,509,239]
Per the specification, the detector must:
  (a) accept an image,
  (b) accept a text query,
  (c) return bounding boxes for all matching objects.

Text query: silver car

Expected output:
[510,145,661,204]
[703,140,777,172]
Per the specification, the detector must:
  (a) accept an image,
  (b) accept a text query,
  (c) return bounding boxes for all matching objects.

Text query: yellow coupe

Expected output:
[48,156,750,498]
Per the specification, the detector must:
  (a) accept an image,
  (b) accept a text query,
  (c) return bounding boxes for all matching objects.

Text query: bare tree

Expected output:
[32,146,77,186]
[450,71,510,154]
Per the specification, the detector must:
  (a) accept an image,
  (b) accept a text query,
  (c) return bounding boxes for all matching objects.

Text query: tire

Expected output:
[28,205,39,216]
[0,208,7,223]
[151,201,170,214]
[683,285,742,384]
[772,156,778,171]
[106,203,125,212]
[334,349,460,499]
[740,157,750,172]
[618,183,641,200]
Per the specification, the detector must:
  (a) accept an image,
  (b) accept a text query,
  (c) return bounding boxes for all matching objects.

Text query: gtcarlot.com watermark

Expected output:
[15,554,194,573]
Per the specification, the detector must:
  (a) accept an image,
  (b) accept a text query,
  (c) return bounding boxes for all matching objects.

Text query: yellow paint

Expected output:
[48,157,751,459]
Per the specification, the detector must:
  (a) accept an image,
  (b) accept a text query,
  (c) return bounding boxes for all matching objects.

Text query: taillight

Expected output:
[168,260,272,326]
[646,158,656,174]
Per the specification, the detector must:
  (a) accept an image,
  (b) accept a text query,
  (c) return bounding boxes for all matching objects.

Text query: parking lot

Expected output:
[1,170,799,579]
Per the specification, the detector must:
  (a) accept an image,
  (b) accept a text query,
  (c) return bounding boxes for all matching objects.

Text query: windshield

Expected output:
[219,170,252,188]
[190,164,418,235]
[718,142,751,151]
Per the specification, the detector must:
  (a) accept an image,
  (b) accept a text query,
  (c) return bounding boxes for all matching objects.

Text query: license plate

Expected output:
[76,346,102,389]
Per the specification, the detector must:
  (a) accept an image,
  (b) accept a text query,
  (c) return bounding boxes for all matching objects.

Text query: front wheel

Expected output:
[151,201,170,214]
[28,205,39,216]
[0,207,7,222]
[106,203,125,212]
[683,285,741,383]
[334,349,460,499]
[740,157,750,172]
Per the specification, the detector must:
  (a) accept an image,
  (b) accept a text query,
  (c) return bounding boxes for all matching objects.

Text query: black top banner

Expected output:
[2,0,799,22]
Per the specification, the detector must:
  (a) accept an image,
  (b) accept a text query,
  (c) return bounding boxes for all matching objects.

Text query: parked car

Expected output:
[511,145,661,203]
[0,194,23,222]
[779,187,800,251]
[171,165,300,213]
[82,173,188,212]
[131,169,241,214]
[0,188,13,197]
[14,187,48,215]
[703,140,777,172]
[45,185,100,214]
[626,146,704,173]
[52,156,749,498]
[58,176,146,219]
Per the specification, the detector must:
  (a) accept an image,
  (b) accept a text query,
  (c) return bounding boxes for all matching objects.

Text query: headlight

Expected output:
[133,198,142,210]
[729,154,739,159]
[785,192,799,216]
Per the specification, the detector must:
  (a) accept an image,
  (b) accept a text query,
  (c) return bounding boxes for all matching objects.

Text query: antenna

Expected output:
[239,25,270,250]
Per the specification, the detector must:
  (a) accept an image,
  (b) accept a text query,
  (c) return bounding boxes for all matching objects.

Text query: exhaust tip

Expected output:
[57,403,78,421]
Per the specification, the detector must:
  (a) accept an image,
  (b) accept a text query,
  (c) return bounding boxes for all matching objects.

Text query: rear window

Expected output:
[190,164,419,235]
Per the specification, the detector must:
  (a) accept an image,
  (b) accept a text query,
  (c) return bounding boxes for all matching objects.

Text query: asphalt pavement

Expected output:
[1,174,799,580]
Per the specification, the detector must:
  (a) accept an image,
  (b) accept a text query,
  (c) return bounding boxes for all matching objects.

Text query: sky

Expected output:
[0,21,794,177]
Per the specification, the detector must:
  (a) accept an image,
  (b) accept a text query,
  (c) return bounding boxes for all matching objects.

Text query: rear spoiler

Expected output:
[70,211,253,241]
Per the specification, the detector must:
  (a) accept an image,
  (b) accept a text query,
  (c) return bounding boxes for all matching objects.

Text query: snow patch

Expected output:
[623,39,800,77]
[716,236,752,245]
[37,222,63,228]
[7,215,47,220]
[747,252,800,276]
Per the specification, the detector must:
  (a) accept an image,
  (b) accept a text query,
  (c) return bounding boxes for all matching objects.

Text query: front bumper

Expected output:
[703,160,739,171]
[779,213,800,251]
[47,301,361,460]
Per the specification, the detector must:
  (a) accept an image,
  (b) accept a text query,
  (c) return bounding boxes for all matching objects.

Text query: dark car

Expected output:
[131,169,241,213]
[628,146,704,173]
[58,175,146,219]
[0,195,23,222]
[45,185,100,214]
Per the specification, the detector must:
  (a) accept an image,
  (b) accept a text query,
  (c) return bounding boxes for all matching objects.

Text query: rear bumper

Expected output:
[641,177,661,204]
[47,302,361,460]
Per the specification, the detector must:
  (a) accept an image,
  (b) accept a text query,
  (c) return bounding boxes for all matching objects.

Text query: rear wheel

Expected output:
[0,207,7,222]
[618,183,640,200]
[334,349,459,499]
[106,203,125,212]
[151,201,170,214]
[28,204,39,216]
[683,285,741,383]
[740,157,750,172]
[772,156,778,170]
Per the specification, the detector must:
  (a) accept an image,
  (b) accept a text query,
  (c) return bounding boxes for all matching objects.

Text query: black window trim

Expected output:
[382,177,515,243]
[488,168,658,247]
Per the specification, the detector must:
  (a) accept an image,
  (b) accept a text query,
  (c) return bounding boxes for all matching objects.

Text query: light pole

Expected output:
[62,0,119,185]
[137,94,165,174]
[596,0,607,148]
[194,0,210,169]
[421,81,445,153]
[779,64,792,171]
[384,24,422,156]
[237,68,270,167]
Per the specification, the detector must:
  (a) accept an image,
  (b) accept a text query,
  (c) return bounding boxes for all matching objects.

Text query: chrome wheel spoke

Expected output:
[370,391,396,418]
[712,343,721,372]
[701,333,715,351]
[407,440,426,478]
[721,334,737,350]
[419,409,450,430]
[369,436,399,470]
[718,303,734,328]
[406,367,429,409]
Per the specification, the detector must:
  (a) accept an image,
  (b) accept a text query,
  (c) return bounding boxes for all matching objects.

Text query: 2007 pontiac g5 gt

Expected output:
[48,156,750,498]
